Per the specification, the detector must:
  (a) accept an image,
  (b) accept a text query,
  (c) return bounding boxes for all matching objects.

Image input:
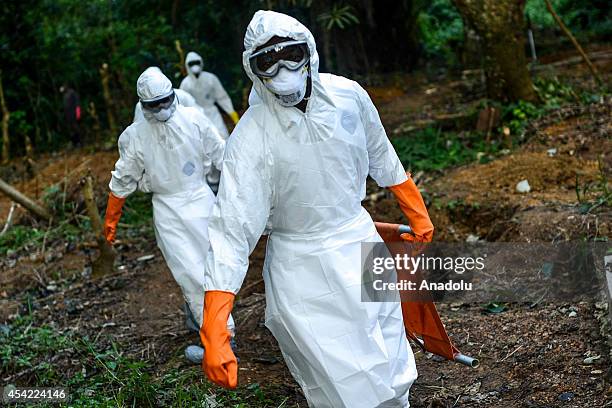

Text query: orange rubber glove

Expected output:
[229,111,240,125]
[103,192,125,244]
[200,291,238,389]
[389,174,434,242]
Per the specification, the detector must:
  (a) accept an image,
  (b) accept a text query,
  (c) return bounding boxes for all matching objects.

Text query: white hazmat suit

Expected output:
[180,52,235,139]
[204,10,417,408]
[109,67,226,328]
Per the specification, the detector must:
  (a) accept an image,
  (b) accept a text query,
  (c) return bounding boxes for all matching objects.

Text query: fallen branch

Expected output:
[0,178,51,220]
[461,51,612,75]
[393,112,474,135]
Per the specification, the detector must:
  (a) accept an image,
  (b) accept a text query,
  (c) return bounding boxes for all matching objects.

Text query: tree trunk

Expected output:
[175,40,187,77]
[87,101,102,144]
[99,63,118,137]
[24,134,33,157]
[453,0,537,102]
[81,173,115,278]
[0,71,11,164]
[460,14,482,69]
[171,0,180,28]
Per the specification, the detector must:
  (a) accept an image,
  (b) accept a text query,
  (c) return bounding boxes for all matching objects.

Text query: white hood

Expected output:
[185,51,203,78]
[136,67,177,122]
[242,10,336,142]
[137,67,173,102]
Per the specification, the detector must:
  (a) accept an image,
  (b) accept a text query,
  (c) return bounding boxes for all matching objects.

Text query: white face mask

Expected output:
[263,66,308,107]
[190,65,202,75]
[153,106,174,122]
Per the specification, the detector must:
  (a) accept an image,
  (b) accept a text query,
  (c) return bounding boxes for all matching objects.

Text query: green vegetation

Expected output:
[502,76,607,136]
[392,127,500,173]
[2,0,607,156]
[526,0,611,38]
[0,316,290,407]
[115,191,155,242]
[120,192,153,227]
[0,226,45,256]
[417,0,464,65]
[394,75,608,173]
[0,222,82,257]
[416,0,610,67]
[0,190,154,257]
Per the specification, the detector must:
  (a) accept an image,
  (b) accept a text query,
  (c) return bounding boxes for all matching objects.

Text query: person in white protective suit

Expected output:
[131,71,213,337]
[180,52,240,192]
[199,10,436,408]
[103,67,235,360]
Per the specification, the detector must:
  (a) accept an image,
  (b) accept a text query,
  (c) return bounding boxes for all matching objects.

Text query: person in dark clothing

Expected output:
[60,85,82,147]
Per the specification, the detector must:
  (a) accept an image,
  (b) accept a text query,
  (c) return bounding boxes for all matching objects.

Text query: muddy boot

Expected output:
[183,302,199,333]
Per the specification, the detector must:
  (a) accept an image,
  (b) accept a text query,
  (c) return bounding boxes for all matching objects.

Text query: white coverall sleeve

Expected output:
[193,110,226,169]
[211,74,235,114]
[109,129,145,198]
[355,83,407,187]
[204,120,272,293]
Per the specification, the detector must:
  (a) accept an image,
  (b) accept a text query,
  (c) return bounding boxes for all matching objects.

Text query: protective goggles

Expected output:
[141,91,175,112]
[187,60,201,67]
[249,40,309,78]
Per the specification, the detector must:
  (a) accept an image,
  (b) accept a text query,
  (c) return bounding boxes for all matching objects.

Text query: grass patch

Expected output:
[120,191,153,227]
[0,220,84,257]
[0,226,46,256]
[0,191,154,257]
[117,191,155,241]
[1,316,291,407]
[392,127,500,173]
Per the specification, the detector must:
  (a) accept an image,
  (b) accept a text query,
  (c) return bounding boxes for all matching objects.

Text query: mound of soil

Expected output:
[426,100,610,242]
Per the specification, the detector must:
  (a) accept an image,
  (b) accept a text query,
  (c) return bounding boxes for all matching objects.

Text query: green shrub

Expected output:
[392,127,500,173]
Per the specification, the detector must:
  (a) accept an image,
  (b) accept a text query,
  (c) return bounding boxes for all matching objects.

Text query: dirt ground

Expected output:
[1,50,611,407]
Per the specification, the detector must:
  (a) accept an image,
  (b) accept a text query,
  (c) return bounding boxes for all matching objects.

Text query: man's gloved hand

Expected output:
[200,291,238,389]
[104,192,125,244]
[229,111,240,125]
[389,174,434,243]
